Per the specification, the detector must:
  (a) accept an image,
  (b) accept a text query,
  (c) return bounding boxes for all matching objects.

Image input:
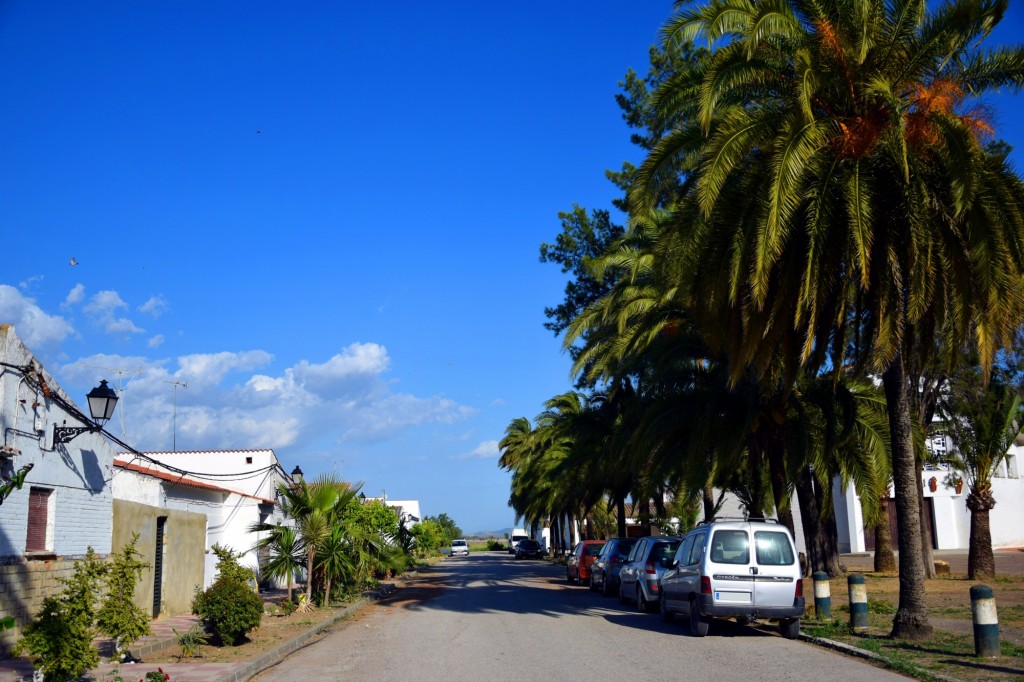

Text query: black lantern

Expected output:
[53,380,120,444]
[291,465,304,483]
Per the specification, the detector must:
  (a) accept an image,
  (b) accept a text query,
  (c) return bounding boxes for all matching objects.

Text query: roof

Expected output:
[114,459,276,504]
[122,449,277,457]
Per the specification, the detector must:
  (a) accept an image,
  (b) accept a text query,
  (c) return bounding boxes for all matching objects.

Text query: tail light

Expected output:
[795,578,803,601]
[701,576,712,595]
[645,561,656,575]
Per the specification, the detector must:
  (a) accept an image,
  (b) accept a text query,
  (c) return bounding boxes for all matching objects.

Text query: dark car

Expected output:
[590,537,639,597]
[515,538,545,560]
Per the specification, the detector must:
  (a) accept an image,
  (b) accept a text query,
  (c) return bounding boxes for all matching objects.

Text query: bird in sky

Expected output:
[69,257,78,266]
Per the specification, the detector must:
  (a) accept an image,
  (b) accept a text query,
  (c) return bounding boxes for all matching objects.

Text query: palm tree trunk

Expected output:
[747,441,766,519]
[616,492,627,538]
[702,482,716,523]
[915,458,937,578]
[305,547,316,600]
[873,496,897,572]
[766,438,796,538]
[883,354,933,640]
[966,487,997,579]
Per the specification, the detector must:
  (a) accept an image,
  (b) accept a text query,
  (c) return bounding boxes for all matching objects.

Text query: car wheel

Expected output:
[589,575,598,592]
[602,576,614,597]
[636,586,647,613]
[618,582,628,605]
[779,618,800,640]
[688,600,709,637]
[660,594,673,623]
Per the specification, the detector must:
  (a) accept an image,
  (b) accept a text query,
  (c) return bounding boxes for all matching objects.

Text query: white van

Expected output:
[659,519,804,638]
[507,529,528,554]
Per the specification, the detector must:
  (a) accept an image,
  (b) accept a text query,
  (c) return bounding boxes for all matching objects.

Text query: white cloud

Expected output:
[0,285,75,353]
[138,296,168,318]
[83,290,145,335]
[64,284,86,307]
[452,440,500,460]
[148,335,165,348]
[176,350,273,387]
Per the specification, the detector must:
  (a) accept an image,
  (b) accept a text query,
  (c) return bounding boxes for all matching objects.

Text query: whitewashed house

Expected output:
[118,449,293,587]
[0,325,117,652]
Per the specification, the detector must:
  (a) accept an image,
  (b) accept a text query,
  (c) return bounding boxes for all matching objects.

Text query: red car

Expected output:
[567,540,606,585]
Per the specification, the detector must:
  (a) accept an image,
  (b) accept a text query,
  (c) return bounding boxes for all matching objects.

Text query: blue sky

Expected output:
[2,2,1024,534]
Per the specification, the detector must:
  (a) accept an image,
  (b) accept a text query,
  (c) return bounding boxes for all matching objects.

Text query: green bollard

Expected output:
[970,584,1000,658]
[813,571,831,620]
[848,573,868,632]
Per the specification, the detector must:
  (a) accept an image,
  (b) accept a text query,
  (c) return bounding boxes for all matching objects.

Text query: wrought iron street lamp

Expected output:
[53,380,119,444]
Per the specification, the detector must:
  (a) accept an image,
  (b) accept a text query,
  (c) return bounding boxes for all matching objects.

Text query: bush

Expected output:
[191,578,263,646]
[486,539,506,551]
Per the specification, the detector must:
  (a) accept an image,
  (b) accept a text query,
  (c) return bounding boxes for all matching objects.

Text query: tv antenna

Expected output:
[83,365,143,439]
[163,380,188,451]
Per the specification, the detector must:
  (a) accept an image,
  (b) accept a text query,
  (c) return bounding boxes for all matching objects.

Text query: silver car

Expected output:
[618,536,681,612]
[449,538,470,557]
[659,519,804,638]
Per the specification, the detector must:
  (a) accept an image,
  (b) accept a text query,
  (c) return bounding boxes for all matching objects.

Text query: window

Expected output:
[1007,454,1019,479]
[754,531,796,566]
[627,540,644,562]
[687,532,707,566]
[710,530,749,564]
[26,487,54,553]
[676,535,695,566]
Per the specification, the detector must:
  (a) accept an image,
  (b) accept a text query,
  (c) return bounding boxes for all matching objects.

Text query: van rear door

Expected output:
[751,529,798,608]
[707,528,754,607]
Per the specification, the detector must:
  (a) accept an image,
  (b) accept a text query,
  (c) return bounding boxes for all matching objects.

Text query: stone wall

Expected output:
[0,555,92,656]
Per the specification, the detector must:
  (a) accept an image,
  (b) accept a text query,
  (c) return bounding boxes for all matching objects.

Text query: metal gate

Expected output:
[153,517,166,617]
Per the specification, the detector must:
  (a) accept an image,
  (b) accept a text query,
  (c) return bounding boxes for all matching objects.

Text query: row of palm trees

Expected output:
[503,0,1024,641]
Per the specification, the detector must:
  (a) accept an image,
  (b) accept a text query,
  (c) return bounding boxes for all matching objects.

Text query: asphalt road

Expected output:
[253,553,907,682]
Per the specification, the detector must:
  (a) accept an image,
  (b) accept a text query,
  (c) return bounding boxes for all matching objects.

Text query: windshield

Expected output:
[519,540,539,548]
[585,543,605,557]
[452,541,467,547]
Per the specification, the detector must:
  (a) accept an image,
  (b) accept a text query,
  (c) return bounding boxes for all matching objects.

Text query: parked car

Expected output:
[659,519,804,638]
[589,537,639,597]
[515,538,545,559]
[618,536,681,612]
[450,538,470,557]
[566,540,606,585]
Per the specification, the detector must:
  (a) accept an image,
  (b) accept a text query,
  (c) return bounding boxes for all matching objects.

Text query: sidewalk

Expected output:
[0,583,397,682]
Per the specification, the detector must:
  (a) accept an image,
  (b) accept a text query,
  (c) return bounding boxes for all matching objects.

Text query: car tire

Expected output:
[636,586,647,613]
[689,601,710,637]
[779,618,800,639]
[660,594,673,623]
[567,570,575,584]
[618,583,628,605]
[589,575,598,592]
[602,576,614,598]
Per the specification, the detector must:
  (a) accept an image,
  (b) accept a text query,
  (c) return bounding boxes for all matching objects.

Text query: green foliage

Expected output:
[209,544,255,585]
[143,668,170,681]
[191,577,262,646]
[486,539,506,551]
[0,616,15,631]
[172,624,204,659]
[0,463,34,506]
[14,547,106,681]
[96,534,152,660]
[422,513,462,545]
[409,520,445,556]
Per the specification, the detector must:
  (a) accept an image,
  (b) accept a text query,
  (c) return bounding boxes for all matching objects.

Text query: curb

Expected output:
[799,633,960,682]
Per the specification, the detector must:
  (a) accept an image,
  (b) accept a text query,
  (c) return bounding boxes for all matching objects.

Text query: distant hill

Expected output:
[467,528,511,539]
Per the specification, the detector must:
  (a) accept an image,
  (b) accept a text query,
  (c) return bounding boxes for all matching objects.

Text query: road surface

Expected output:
[254,552,906,682]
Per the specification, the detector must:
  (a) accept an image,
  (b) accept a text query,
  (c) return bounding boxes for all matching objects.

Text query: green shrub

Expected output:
[486,539,506,551]
[96,534,152,661]
[14,547,106,681]
[191,578,262,646]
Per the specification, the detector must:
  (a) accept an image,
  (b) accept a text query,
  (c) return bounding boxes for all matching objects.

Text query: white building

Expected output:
[116,449,293,586]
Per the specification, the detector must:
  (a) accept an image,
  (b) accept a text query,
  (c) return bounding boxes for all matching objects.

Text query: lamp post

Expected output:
[291,465,304,484]
[53,380,119,444]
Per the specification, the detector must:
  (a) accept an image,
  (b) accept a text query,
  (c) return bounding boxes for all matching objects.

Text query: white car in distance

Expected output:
[450,539,470,557]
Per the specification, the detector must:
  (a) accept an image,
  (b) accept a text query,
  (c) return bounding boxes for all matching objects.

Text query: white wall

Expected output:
[0,325,114,559]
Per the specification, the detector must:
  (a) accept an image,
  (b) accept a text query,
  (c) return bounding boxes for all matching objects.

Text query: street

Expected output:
[253,552,907,682]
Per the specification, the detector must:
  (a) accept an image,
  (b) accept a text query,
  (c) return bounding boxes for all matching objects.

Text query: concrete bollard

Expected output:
[847,573,868,632]
[970,584,1000,658]
[813,571,831,620]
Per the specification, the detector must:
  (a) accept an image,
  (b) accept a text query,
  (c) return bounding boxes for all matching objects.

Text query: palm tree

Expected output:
[274,475,361,603]
[249,524,302,602]
[633,0,1024,639]
[938,372,1024,578]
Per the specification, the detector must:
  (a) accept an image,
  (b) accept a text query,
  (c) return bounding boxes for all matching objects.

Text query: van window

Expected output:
[710,530,749,564]
[687,533,706,566]
[754,531,795,566]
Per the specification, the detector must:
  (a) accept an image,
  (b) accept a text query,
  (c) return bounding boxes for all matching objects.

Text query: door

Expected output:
[152,516,166,617]
[707,529,754,608]
[751,529,799,608]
